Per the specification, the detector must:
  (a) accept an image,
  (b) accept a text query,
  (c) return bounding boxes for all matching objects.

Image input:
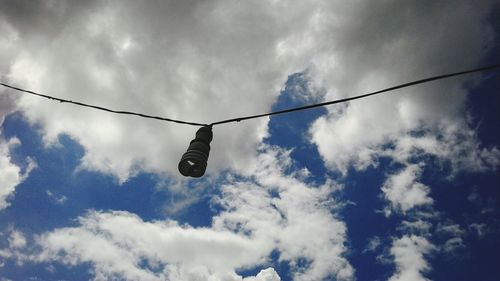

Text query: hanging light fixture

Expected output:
[178,126,213,177]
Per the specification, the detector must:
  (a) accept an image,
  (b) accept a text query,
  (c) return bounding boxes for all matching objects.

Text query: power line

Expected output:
[210,64,500,126]
[1,64,499,127]
[0,82,210,127]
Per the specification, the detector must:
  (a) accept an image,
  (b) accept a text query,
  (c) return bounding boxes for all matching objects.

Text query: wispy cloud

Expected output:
[0,138,36,211]
[381,164,433,215]
[387,235,435,281]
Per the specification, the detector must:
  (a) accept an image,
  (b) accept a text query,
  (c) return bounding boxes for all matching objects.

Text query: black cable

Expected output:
[1,64,499,127]
[0,82,209,127]
[209,64,500,126]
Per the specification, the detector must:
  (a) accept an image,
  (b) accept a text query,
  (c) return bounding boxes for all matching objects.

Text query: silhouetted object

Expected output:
[178,126,213,177]
[2,64,499,127]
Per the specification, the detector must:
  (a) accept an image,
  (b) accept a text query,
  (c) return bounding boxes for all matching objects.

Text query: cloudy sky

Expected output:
[1,1,499,280]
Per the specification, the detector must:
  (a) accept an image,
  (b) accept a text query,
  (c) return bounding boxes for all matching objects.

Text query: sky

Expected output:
[0,1,499,281]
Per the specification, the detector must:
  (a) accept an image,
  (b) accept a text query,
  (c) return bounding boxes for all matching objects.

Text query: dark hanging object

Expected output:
[178,126,213,177]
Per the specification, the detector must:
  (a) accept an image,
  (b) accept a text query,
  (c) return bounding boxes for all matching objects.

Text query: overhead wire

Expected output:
[209,64,500,126]
[0,82,209,127]
[1,64,499,127]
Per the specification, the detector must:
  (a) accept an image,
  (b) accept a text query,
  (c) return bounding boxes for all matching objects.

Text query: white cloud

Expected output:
[0,95,17,125]
[436,222,465,238]
[0,137,35,211]
[397,220,433,236]
[0,0,324,181]
[1,59,28,210]
[46,190,67,205]
[436,222,467,254]
[308,1,497,174]
[0,138,22,210]
[385,124,500,176]
[0,1,498,279]
[0,227,28,267]
[469,223,487,238]
[214,147,352,281]
[1,1,495,183]
[243,268,281,281]
[7,229,26,249]
[466,191,481,204]
[381,164,433,215]
[442,237,465,254]
[35,210,268,281]
[364,236,382,253]
[4,146,351,281]
[388,235,435,281]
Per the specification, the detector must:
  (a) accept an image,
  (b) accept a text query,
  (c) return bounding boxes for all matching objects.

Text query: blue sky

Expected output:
[1,1,499,281]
